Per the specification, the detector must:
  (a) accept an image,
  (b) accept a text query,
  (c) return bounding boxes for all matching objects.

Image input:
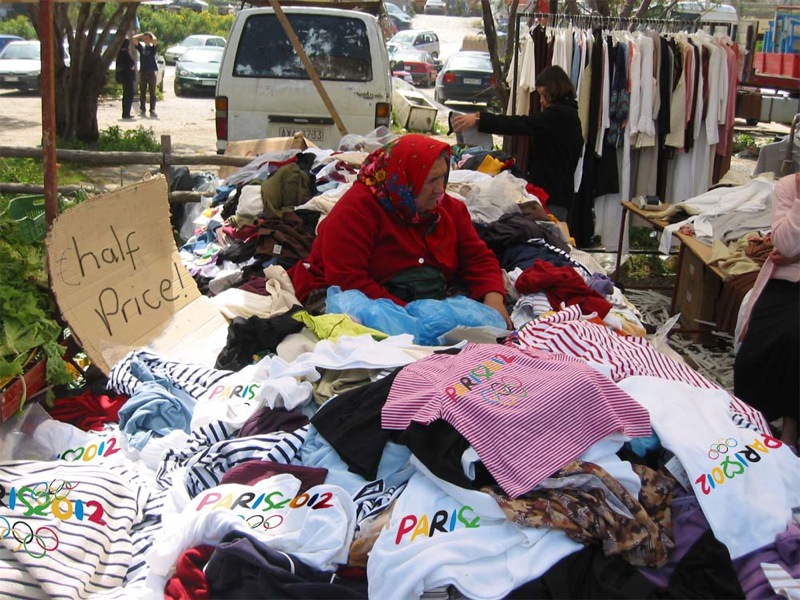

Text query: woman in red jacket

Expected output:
[289,134,512,328]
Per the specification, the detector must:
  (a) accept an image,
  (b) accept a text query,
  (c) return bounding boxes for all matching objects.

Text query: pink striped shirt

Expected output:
[381,342,651,498]
[514,307,771,434]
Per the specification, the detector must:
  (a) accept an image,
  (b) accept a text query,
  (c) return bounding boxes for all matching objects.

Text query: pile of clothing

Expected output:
[1,146,798,600]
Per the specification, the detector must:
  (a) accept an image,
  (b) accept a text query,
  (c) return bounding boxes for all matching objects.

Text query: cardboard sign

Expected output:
[47,176,229,374]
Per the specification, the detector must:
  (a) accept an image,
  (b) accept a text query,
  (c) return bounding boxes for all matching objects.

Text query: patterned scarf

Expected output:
[357,134,451,230]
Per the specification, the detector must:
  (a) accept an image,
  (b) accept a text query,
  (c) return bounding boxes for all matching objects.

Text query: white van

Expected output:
[215,5,392,152]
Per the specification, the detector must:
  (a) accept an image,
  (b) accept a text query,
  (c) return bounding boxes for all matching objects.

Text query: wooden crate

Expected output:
[0,358,47,422]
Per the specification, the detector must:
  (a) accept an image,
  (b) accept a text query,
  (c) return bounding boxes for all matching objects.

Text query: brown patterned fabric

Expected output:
[483,460,675,568]
[744,235,773,264]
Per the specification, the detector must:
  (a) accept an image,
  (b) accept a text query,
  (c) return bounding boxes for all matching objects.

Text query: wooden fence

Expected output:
[0,135,253,203]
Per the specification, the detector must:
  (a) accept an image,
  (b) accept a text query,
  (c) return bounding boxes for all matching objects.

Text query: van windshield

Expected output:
[234,13,373,81]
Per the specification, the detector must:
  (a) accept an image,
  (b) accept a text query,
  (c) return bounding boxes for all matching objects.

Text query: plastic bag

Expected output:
[338,126,397,153]
[407,295,506,345]
[325,287,418,337]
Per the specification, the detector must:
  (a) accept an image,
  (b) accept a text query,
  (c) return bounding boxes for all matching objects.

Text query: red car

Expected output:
[390,49,439,87]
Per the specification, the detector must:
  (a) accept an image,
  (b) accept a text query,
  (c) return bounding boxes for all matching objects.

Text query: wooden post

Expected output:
[39,0,58,227]
[267,0,349,137]
[161,134,172,190]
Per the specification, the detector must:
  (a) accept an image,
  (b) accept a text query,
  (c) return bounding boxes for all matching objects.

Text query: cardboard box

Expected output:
[673,245,722,343]
[218,132,317,179]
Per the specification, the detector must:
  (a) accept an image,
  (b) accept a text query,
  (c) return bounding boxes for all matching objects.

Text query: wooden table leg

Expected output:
[614,204,629,278]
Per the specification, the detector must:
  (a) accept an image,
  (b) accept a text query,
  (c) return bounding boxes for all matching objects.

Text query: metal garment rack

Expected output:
[510,12,734,115]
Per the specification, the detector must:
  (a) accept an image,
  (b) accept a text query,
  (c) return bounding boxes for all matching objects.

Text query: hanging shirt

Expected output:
[381,342,651,498]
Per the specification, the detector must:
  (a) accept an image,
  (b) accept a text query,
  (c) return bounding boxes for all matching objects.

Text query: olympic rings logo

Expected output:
[707,437,738,460]
[0,517,59,558]
[243,514,284,532]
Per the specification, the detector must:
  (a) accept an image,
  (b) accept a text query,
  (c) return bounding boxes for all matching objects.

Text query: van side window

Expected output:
[234,14,373,81]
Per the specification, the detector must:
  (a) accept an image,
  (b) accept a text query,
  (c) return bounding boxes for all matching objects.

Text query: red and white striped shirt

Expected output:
[514,308,771,434]
[381,342,651,498]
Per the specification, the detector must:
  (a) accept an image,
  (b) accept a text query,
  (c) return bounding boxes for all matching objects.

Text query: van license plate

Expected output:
[463,78,481,85]
[201,80,215,86]
[279,127,323,141]
[4,76,19,82]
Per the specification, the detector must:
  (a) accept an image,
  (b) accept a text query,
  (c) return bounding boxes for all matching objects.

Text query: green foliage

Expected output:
[732,133,757,154]
[137,6,234,50]
[0,15,37,40]
[625,254,677,281]
[629,226,660,250]
[60,125,161,152]
[0,158,42,186]
[0,214,73,390]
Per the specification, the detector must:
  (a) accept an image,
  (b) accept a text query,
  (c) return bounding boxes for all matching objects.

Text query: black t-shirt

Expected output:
[136,43,158,72]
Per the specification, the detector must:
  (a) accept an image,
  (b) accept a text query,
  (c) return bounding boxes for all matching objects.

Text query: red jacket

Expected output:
[289,182,505,306]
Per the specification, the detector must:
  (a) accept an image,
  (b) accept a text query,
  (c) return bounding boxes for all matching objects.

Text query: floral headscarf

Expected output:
[357,134,451,229]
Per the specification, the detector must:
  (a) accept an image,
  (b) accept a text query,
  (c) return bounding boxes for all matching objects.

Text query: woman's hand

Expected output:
[451,112,480,133]
[483,292,513,330]
[770,249,800,266]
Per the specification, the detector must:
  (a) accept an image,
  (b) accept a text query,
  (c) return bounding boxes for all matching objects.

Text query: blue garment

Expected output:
[117,359,196,450]
[325,287,506,345]
[570,32,582,87]
[587,272,615,296]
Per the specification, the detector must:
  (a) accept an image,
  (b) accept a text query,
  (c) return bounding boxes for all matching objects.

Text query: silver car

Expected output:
[0,41,40,92]
[164,34,226,65]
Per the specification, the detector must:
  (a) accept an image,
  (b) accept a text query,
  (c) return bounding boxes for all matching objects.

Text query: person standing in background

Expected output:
[115,37,136,120]
[132,31,159,118]
[734,172,800,452]
[450,65,583,223]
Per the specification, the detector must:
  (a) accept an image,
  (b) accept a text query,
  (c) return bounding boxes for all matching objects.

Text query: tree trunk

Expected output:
[481,0,509,111]
[29,2,139,144]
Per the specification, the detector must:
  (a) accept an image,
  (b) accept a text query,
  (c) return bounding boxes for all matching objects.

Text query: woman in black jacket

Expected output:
[116,39,136,119]
[452,65,584,222]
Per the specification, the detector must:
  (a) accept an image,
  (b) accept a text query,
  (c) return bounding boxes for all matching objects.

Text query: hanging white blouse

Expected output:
[634,33,656,140]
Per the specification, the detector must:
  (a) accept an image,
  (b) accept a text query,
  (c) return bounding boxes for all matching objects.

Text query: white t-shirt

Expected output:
[620,376,800,559]
[147,474,356,590]
[367,458,582,600]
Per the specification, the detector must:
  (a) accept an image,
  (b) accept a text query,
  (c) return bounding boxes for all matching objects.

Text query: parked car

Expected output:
[390,57,414,85]
[434,50,496,105]
[386,2,413,31]
[166,0,209,13]
[174,46,224,96]
[389,29,440,58]
[164,34,226,65]
[0,40,40,92]
[0,34,24,54]
[424,0,446,15]
[390,48,438,87]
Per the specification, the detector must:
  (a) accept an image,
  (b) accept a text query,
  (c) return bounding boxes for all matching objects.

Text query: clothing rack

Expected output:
[510,12,735,116]
[519,12,733,33]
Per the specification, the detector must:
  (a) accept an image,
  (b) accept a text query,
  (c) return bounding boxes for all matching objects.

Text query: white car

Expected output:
[388,29,440,59]
[0,40,41,92]
[164,34,226,65]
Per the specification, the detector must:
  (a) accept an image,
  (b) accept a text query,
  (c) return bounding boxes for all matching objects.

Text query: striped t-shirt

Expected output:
[381,342,651,498]
[0,461,147,599]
